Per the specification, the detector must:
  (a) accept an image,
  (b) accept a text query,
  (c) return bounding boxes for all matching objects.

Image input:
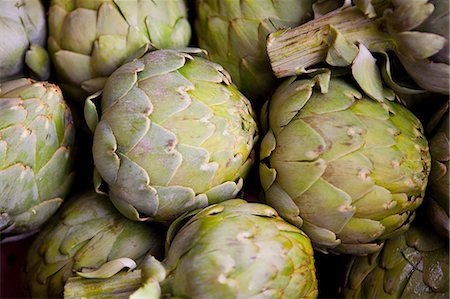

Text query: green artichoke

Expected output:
[158,199,318,298]
[86,48,258,223]
[195,0,314,102]
[0,0,50,81]
[342,223,449,298]
[64,199,318,299]
[267,0,450,96]
[0,79,75,235]
[259,73,431,255]
[25,191,164,298]
[48,0,192,102]
[426,103,449,238]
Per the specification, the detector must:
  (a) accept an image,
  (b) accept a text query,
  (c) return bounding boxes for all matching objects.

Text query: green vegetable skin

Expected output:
[25,191,164,298]
[260,73,431,255]
[0,0,50,81]
[195,0,314,102]
[0,79,75,234]
[342,224,449,298]
[48,0,192,102]
[87,48,258,223]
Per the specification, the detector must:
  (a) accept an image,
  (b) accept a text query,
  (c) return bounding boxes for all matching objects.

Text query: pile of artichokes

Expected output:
[0,1,448,298]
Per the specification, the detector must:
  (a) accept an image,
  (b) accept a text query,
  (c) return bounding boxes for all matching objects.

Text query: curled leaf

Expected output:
[76,258,137,279]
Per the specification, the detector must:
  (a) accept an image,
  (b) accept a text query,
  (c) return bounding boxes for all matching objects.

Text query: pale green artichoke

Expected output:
[25,191,164,298]
[426,103,449,238]
[0,79,75,235]
[195,0,314,102]
[0,0,50,81]
[342,223,449,298]
[259,73,431,255]
[267,0,450,95]
[156,199,318,298]
[48,0,191,102]
[86,48,258,223]
[64,199,318,299]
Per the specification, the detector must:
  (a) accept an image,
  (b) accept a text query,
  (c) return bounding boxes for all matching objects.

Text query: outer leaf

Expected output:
[76,258,137,279]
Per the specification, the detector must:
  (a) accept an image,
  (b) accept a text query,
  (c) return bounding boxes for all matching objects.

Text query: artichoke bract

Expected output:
[259,73,431,255]
[195,0,314,103]
[0,79,75,235]
[0,0,50,81]
[342,224,449,298]
[48,0,192,102]
[426,103,449,238]
[87,48,258,223]
[66,199,318,298]
[25,191,164,298]
[416,0,449,66]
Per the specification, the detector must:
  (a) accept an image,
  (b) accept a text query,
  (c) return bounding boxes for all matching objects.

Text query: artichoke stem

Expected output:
[267,6,392,78]
[64,270,142,299]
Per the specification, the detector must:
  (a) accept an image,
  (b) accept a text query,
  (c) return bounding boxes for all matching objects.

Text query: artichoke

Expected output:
[0,0,50,81]
[267,0,450,96]
[25,191,164,298]
[416,0,449,65]
[259,73,431,255]
[64,199,319,299]
[48,0,192,102]
[0,79,75,235]
[157,199,318,298]
[342,223,449,298]
[195,0,314,102]
[86,48,258,223]
[426,102,449,238]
